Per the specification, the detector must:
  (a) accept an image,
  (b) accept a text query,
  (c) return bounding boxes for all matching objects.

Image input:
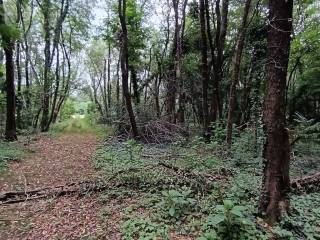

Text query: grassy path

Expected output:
[0,133,105,239]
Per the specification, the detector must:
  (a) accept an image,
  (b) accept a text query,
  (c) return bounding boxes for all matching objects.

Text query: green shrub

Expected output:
[121,217,169,240]
[200,200,267,240]
[158,187,196,220]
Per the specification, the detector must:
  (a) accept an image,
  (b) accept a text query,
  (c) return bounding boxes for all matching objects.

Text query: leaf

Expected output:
[230,208,244,217]
[208,214,225,226]
[169,207,176,217]
[215,205,224,212]
[223,200,234,209]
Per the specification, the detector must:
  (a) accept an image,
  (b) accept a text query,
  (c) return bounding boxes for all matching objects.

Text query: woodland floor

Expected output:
[0,133,105,240]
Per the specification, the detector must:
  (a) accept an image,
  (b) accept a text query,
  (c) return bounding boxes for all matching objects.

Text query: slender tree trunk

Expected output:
[107,42,112,109]
[16,41,22,129]
[210,0,229,121]
[47,46,60,128]
[20,0,33,113]
[116,50,121,106]
[199,0,210,140]
[226,0,251,146]
[40,0,51,132]
[176,0,188,124]
[119,0,139,138]
[102,58,108,116]
[259,0,293,224]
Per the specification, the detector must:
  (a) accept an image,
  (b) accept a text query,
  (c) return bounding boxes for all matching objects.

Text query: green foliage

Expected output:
[273,193,320,240]
[201,200,266,240]
[0,141,24,171]
[59,100,76,121]
[0,24,20,43]
[121,217,169,240]
[124,139,143,162]
[158,187,196,219]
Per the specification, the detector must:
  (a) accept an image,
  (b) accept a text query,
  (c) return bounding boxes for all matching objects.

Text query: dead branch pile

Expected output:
[116,120,189,144]
[291,172,320,194]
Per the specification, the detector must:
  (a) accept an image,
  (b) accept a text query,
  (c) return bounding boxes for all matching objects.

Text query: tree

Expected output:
[199,0,210,139]
[259,0,293,223]
[0,0,17,141]
[226,0,252,146]
[119,0,139,138]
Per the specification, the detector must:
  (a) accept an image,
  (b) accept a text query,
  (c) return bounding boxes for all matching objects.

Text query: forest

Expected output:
[0,0,320,239]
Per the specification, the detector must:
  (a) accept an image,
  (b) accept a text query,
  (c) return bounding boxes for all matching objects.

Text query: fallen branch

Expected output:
[291,172,320,194]
[0,180,108,205]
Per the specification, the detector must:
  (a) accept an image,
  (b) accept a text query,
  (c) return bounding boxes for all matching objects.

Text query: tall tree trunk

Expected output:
[226,0,251,146]
[16,41,22,129]
[40,0,51,132]
[199,0,210,140]
[0,0,17,141]
[47,46,60,128]
[116,50,121,107]
[107,42,112,109]
[119,0,139,138]
[210,0,229,121]
[102,58,108,116]
[176,0,188,124]
[259,0,293,224]
[165,0,180,123]
[20,0,34,113]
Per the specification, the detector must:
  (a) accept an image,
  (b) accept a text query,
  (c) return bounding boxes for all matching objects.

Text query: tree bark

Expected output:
[40,0,51,132]
[107,42,112,110]
[119,0,139,138]
[210,0,229,121]
[199,0,210,140]
[0,0,17,141]
[226,0,251,146]
[176,0,188,124]
[259,0,293,224]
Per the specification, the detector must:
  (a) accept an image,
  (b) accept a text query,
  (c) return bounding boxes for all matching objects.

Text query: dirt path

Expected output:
[0,133,105,240]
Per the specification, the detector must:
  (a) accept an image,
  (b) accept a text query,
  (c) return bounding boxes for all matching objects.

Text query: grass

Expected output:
[50,116,113,139]
[0,141,25,172]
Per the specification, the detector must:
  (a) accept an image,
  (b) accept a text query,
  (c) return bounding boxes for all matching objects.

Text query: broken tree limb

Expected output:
[0,180,108,205]
[291,172,320,194]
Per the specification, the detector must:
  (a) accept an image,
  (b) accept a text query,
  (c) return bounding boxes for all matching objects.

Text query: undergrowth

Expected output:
[95,128,320,239]
[0,141,25,171]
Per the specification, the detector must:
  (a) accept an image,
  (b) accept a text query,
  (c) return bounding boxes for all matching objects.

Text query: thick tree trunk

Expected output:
[226,0,251,146]
[0,0,17,141]
[259,0,293,224]
[199,0,210,140]
[119,0,139,139]
[4,45,17,141]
